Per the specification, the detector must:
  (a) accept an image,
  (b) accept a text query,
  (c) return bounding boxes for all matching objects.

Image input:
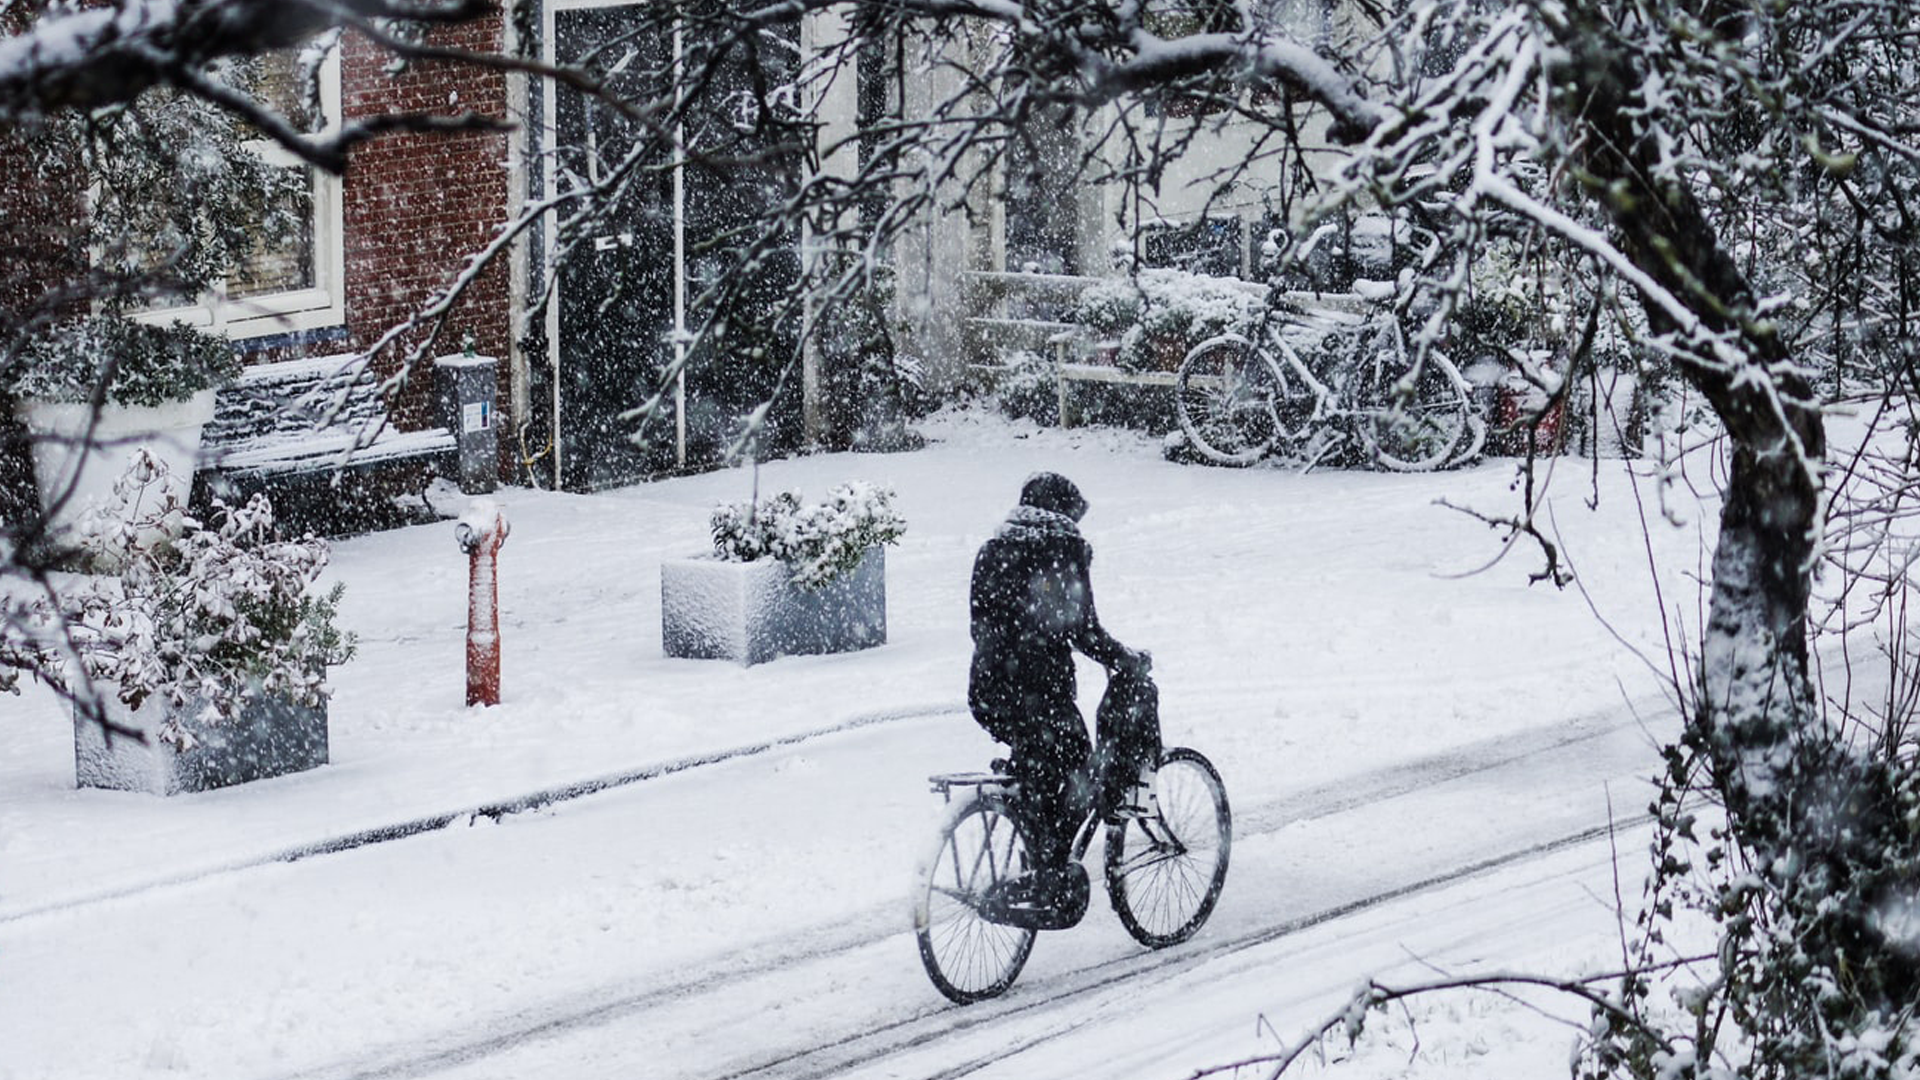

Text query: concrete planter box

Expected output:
[661,546,887,665]
[74,689,329,796]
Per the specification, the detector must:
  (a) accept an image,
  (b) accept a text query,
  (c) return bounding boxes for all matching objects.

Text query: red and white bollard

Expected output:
[455,501,510,707]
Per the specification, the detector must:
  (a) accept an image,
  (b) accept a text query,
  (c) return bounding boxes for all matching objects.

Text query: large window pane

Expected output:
[227,164,316,299]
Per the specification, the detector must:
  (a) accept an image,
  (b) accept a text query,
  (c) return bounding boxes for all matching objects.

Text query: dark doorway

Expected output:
[551,4,803,491]
[1005,104,1082,276]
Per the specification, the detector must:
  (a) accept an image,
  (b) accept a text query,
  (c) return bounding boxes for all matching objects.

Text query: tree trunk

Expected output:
[1544,4,1828,850]
[1548,4,1920,1007]
[1698,427,1824,846]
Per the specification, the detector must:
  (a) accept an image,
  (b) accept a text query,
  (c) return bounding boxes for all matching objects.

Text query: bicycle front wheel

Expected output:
[1176,335,1288,466]
[1348,323,1474,471]
[913,794,1038,1003]
[1104,747,1231,948]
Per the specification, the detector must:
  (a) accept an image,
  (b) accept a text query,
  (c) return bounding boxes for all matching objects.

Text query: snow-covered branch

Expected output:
[0,0,492,119]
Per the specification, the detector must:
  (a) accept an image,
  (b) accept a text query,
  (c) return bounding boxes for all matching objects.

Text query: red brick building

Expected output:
[0,13,518,528]
[336,19,513,436]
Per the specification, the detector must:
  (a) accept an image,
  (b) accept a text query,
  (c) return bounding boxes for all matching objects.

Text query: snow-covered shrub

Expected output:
[8,316,239,407]
[991,348,1061,425]
[710,482,906,588]
[19,453,356,746]
[0,582,31,698]
[1075,268,1263,370]
[1075,281,1143,344]
[1455,238,1566,370]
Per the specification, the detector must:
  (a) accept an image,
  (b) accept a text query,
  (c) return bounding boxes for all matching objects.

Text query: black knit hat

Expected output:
[1019,472,1088,521]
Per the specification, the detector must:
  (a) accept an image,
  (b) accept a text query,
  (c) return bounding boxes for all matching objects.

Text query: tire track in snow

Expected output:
[294,814,1642,1080]
[709,817,1650,1080]
[276,702,1665,1080]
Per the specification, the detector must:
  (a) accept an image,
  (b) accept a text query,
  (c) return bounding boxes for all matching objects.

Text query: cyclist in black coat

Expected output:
[969,472,1145,908]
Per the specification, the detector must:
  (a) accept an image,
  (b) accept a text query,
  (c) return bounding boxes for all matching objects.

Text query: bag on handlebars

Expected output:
[1096,667,1162,815]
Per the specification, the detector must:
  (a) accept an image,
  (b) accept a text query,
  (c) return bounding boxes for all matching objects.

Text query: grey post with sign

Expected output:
[434,354,499,494]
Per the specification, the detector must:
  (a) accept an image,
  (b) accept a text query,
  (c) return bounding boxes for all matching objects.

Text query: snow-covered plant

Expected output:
[990,348,1061,425]
[9,316,240,407]
[1074,281,1143,344]
[83,66,309,310]
[1453,235,1568,367]
[0,577,32,699]
[1076,269,1263,370]
[710,482,906,588]
[24,453,355,747]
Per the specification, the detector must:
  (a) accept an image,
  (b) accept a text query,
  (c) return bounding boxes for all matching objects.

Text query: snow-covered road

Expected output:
[7,409,1778,1078]
[2,687,1672,1080]
[383,700,1668,1080]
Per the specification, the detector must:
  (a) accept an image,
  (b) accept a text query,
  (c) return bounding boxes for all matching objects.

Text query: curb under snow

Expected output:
[0,703,961,925]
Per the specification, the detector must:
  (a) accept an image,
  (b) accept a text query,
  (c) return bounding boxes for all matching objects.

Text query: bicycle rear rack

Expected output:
[927,771,1013,801]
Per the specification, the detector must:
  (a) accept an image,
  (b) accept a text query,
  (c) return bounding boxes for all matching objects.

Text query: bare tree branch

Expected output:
[0,0,494,119]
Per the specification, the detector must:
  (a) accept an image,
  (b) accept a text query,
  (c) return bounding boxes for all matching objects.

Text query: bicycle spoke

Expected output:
[1350,342,1473,472]
[1177,336,1283,465]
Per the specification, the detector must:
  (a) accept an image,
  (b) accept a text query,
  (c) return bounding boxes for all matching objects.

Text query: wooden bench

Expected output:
[194,355,460,530]
[1054,360,1178,428]
[961,270,1100,365]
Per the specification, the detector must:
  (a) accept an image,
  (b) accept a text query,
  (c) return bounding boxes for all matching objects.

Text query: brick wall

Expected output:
[0,128,86,332]
[0,11,517,483]
[339,18,513,453]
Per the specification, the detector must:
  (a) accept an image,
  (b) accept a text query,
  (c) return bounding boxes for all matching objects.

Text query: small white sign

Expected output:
[463,401,491,433]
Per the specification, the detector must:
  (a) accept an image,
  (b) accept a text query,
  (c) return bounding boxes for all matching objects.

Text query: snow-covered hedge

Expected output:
[1076,268,1264,370]
[8,316,240,408]
[710,482,906,589]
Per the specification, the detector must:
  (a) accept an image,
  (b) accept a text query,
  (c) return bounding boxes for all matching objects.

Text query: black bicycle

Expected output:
[912,746,1232,1003]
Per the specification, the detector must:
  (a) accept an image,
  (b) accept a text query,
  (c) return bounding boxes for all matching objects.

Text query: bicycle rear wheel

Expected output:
[1176,335,1290,466]
[913,794,1038,1003]
[1346,322,1473,471]
[1104,747,1231,948]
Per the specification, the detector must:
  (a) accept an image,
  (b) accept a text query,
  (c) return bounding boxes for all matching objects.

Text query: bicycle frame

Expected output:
[916,745,1230,1000]
[927,771,1187,874]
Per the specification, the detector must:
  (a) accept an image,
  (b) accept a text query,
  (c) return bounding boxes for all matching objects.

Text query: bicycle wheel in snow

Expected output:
[1347,321,1473,471]
[1104,747,1231,948]
[913,793,1038,1003]
[1176,335,1290,466]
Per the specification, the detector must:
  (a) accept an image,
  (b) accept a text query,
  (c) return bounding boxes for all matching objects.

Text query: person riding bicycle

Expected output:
[969,472,1153,916]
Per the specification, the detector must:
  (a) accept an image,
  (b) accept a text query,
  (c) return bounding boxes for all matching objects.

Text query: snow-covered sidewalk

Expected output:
[1,410,1709,922]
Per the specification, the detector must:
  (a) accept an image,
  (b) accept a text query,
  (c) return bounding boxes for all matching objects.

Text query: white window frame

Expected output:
[132,44,346,340]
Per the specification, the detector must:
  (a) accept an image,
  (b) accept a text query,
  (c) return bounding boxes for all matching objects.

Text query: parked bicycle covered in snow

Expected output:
[1174,225,1487,470]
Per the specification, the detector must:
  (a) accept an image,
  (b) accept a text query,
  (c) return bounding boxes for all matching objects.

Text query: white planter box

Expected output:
[661,546,888,665]
[16,390,217,541]
[73,688,330,796]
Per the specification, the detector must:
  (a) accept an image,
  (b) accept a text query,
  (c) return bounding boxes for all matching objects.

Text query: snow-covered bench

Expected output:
[195,354,459,529]
[1054,361,1178,428]
[198,354,457,479]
